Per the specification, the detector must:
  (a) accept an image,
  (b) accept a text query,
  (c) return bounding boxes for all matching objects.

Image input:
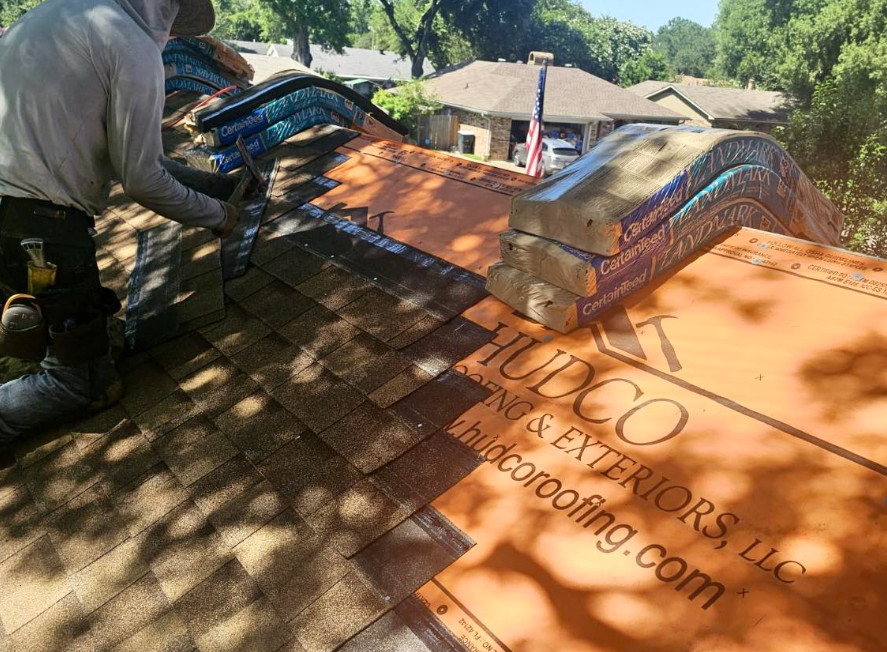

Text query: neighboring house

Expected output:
[421,59,684,161]
[239,53,315,83]
[266,44,434,83]
[629,81,790,132]
[228,40,273,55]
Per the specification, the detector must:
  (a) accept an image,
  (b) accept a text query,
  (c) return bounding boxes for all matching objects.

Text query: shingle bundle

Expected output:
[163,36,254,96]
[180,73,408,173]
[486,125,846,333]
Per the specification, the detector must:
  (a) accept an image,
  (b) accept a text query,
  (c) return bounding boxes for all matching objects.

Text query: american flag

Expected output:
[525,63,548,178]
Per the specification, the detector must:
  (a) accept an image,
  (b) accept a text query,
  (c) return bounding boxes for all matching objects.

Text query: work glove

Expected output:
[213,202,240,239]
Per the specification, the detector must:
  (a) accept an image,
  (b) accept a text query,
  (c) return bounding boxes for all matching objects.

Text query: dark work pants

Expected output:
[0,199,114,442]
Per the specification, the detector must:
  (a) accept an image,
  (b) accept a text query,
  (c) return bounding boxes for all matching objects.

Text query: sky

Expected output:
[580,0,720,31]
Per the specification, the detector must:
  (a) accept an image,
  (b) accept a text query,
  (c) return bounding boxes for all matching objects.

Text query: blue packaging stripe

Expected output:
[615,135,799,250]
[164,62,236,91]
[211,87,368,146]
[202,106,346,172]
[576,201,789,325]
[165,77,222,96]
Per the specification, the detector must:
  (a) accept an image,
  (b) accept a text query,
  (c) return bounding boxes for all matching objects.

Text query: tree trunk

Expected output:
[291,25,312,68]
[411,52,427,78]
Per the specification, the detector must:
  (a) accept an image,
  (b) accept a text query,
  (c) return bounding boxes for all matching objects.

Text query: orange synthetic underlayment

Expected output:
[415,230,887,652]
[313,136,536,275]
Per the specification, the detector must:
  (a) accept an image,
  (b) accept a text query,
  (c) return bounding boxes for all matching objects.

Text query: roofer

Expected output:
[0,0,239,443]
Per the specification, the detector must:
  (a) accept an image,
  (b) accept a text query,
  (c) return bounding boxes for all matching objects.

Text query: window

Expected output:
[552,147,577,155]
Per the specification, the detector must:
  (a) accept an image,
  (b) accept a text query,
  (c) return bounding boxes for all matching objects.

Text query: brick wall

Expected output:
[451,110,492,158]
[489,117,512,161]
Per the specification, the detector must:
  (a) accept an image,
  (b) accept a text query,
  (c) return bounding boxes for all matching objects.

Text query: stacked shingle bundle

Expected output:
[180,73,409,173]
[487,125,845,333]
[163,36,254,96]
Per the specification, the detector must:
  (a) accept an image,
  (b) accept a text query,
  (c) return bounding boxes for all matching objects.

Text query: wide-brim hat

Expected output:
[171,0,215,36]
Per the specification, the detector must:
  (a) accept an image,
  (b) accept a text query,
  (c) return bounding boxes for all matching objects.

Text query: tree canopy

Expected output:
[654,17,715,78]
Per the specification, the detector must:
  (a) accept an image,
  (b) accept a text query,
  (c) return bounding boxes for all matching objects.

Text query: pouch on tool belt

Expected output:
[0,294,47,362]
[27,261,57,295]
[48,311,109,366]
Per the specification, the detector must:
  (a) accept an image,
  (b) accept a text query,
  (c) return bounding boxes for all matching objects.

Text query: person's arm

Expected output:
[105,45,229,230]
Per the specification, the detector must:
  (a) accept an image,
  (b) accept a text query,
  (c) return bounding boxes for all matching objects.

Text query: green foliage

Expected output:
[372,80,440,136]
[211,0,264,42]
[254,0,351,64]
[618,48,670,86]
[654,17,715,78]
[0,0,40,28]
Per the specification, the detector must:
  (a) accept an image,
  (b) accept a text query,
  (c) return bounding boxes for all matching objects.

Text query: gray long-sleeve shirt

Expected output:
[0,0,225,229]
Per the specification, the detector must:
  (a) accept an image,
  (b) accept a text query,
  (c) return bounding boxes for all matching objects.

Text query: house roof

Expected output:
[629,80,791,124]
[266,44,434,81]
[239,53,315,83]
[8,114,885,652]
[422,60,684,123]
[226,40,272,55]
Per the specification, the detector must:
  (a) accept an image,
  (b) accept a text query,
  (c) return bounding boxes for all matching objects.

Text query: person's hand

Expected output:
[212,202,240,239]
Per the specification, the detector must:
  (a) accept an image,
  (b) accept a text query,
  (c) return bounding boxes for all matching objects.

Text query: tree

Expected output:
[257,0,351,66]
[372,80,441,137]
[438,0,537,62]
[212,0,264,42]
[376,0,444,78]
[618,47,669,86]
[654,17,715,78]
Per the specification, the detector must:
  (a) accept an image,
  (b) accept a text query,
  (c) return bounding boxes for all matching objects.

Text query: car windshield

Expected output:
[553,147,578,156]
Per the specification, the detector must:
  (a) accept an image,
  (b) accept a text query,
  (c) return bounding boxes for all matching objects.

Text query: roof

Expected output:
[226,40,272,55]
[5,109,883,651]
[266,44,434,81]
[629,80,791,123]
[422,60,684,123]
[240,53,315,83]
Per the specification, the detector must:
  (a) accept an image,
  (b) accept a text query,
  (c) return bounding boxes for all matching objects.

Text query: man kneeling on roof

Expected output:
[0,0,240,443]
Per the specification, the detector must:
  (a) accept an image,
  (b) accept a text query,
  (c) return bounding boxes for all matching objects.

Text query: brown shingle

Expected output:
[82,420,160,490]
[178,358,260,418]
[271,364,364,433]
[111,609,193,652]
[367,365,435,409]
[0,486,47,565]
[3,592,94,652]
[277,305,360,359]
[233,510,351,623]
[130,390,201,442]
[295,266,371,310]
[172,559,262,639]
[43,484,129,574]
[87,572,170,649]
[224,265,276,302]
[305,478,412,557]
[256,433,362,517]
[112,464,190,537]
[72,536,150,614]
[229,333,315,391]
[22,440,102,514]
[153,417,239,487]
[120,358,180,418]
[149,332,221,380]
[319,333,411,395]
[206,480,286,547]
[290,572,387,652]
[199,303,272,356]
[193,597,289,652]
[67,403,130,451]
[259,247,328,288]
[318,403,424,474]
[335,288,428,342]
[214,392,306,462]
[0,535,71,633]
[238,279,316,328]
[136,501,232,602]
[187,455,261,516]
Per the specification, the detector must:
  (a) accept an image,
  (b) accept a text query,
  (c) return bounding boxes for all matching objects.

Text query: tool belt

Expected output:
[0,196,118,365]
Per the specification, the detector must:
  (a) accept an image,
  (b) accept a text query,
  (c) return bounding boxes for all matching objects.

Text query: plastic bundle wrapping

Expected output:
[163,36,253,96]
[486,262,579,333]
[489,125,848,333]
[501,163,807,297]
[172,36,254,81]
[491,191,793,332]
[182,74,408,172]
[509,125,845,256]
[195,85,385,147]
